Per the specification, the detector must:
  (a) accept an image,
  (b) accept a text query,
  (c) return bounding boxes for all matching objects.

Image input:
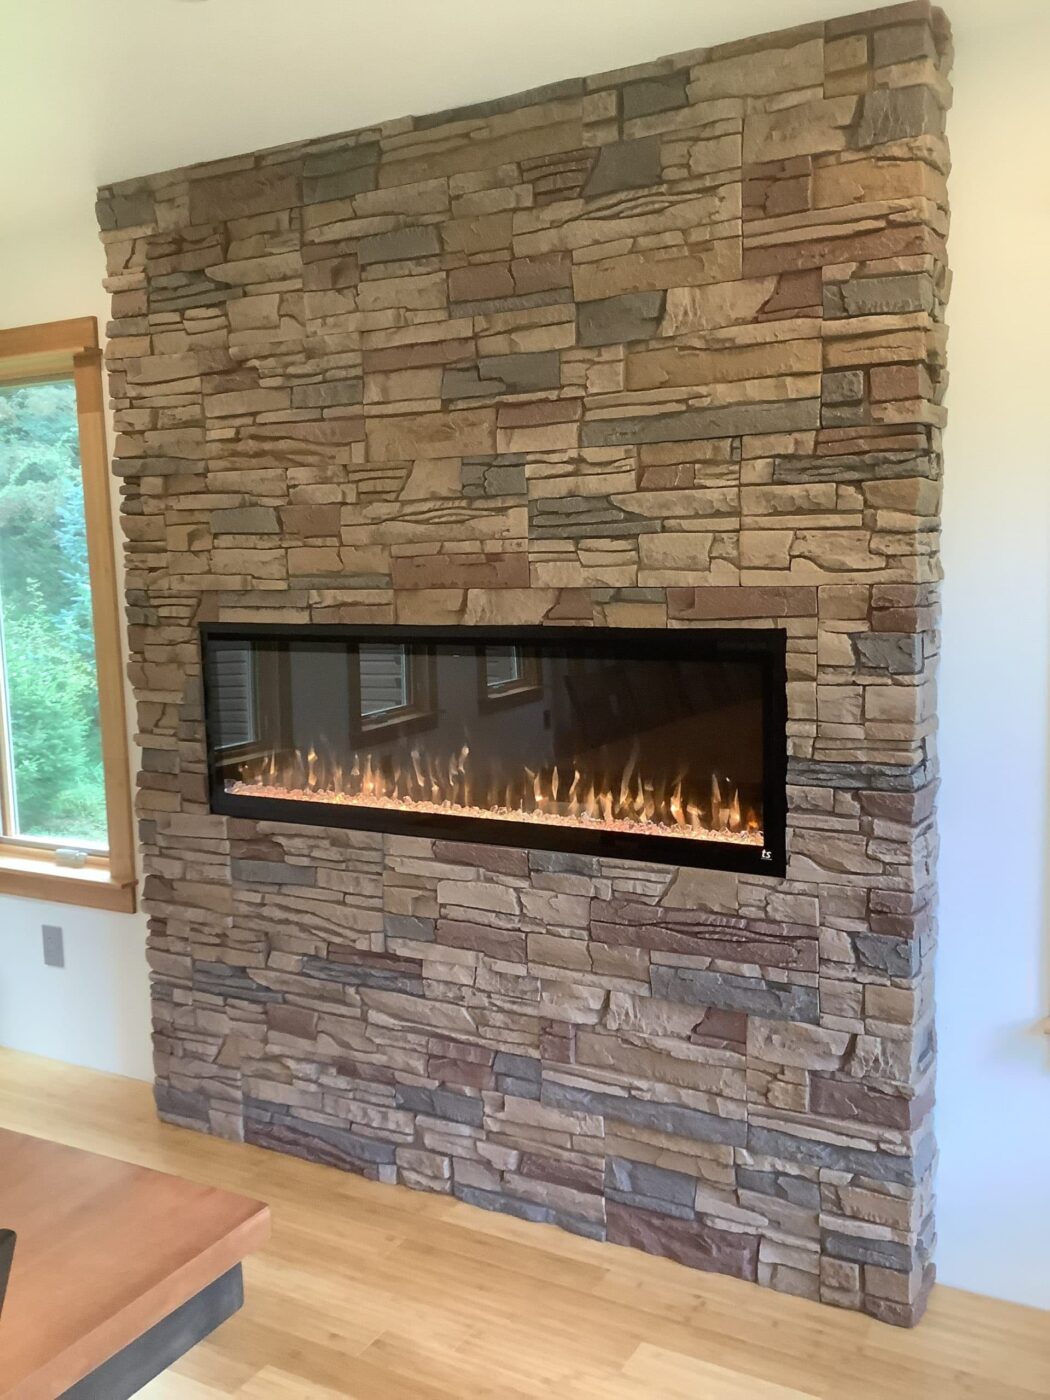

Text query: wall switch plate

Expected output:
[42,925,65,969]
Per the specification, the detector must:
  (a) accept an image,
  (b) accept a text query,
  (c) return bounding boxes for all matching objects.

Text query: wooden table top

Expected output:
[0,1127,269,1400]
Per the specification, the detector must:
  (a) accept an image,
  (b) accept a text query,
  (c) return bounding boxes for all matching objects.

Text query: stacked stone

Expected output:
[98,1,950,1325]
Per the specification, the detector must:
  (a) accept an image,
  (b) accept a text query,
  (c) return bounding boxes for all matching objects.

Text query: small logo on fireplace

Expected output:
[761,849,773,862]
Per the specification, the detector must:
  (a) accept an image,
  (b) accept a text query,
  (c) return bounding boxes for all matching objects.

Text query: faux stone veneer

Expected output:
[99,1,950,1325]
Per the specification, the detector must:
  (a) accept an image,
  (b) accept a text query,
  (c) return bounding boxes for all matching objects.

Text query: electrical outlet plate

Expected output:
[42,925,64,969]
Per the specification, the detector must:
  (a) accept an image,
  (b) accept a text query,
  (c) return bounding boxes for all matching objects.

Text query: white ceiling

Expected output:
[0,0,1038,241]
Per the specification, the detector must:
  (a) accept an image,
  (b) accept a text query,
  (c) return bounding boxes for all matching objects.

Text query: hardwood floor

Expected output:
[0,1049,1045,1399]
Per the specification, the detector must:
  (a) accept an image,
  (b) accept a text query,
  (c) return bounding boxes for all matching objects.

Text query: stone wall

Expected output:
[98,1,950,1324]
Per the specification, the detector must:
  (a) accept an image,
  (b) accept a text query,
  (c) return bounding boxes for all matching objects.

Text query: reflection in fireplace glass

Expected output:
[202,626,784,870]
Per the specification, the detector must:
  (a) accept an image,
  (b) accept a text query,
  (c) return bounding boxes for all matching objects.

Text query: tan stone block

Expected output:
[365,408,495,461]
[689,38,824,101]
[825,35,869,72]
[660,277,776,336]
[573,240,741,302]
[627,338,819,391]
[741,529,793,569]
[743,96,859,164]
[357,272,447,312]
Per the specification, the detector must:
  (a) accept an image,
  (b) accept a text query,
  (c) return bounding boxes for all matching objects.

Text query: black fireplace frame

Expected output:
[199,623,787,876]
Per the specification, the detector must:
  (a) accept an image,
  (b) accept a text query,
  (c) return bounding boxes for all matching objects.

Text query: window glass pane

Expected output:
[0,379,107,846]
[359,643,409,716]
[484,645,523,690]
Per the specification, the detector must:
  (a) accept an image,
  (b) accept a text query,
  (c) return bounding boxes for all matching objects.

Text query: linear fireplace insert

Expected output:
[200,624,787,875]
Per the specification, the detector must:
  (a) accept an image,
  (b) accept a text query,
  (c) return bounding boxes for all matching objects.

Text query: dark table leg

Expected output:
[60,1264,244,1399]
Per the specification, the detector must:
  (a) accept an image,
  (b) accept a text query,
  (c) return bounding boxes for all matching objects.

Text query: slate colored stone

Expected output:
[606,1157,697,1213]
[386,914,436,941]
[395,1085,485,1127]
[303,143,379,203]
[494,1052,541,1083]
[822,370,865,405]
[583,136,662,197]
[852,933,922,978]
[230,859,316,886]
[581,398,820,447]
[787,758,933,791]
[823,273,935,318]
[853,633,924,675]
[244,1107,397,1170]
[577,291,666,347]
[650,967,820,1024]
[621,73,690,121]
[301,957,423,995]
[357,225,441,266]
[854,86,945,148]
[211,506,280,535]
[736,1169,821,1209]
[444,351,560,399]
[823,1230,915,1272]
[453,1183,605,1241]
[747,1125,932,1187]
[542,1082,747,1147]
[191,963,281,1004]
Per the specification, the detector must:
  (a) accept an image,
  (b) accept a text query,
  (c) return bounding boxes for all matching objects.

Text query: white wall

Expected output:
[0,0,1047,1310]
[935,10,1050,1309]
[0,207,154,1083]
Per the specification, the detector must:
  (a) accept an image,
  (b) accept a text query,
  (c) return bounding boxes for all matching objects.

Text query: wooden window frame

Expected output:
[0,317,136,913]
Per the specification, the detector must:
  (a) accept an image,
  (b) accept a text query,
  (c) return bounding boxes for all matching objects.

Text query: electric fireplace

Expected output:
[200,624,787,875]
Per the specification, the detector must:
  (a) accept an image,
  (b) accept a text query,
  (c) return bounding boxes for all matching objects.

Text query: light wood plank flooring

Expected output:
[0,1049,1045,1399]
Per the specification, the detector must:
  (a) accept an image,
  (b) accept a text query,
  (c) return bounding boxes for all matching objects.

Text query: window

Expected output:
[359,642,410,718]
[0,319,135,911]
[480,644,542,708]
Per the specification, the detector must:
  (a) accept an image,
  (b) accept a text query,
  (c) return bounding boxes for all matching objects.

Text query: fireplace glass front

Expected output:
[201,624,786,874]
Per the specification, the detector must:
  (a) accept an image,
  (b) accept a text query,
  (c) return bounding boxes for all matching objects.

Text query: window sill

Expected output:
[0,851,136,913]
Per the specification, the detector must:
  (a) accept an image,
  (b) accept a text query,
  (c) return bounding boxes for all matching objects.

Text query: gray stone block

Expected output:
[736,1169,821,1209]
[230,859,316,886]
[822,370,865,405]
[386,914,436,941]
[854,86,945,148]
[581,398,820,447]
[494,1052,541,1083]
[853,634,924,675]
[577,291,665,347]
[747,1125,932,1187]
[824,274,935,319]
[852,934,921,978]
[650,967,820,1024]
[211,507,280,535]
[823,1230,915,1271]
[606,1157,696,1210]
[396,1085,484,1127]
[452,1183,605,1241]
[543,1082,747,1147]
[584,136,662,197]
[357,225,441,266]
[621,73,690,121]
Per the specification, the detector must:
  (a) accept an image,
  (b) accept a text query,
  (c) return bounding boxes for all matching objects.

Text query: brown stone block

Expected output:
[279,504,342,538]
[743,156,812,220]
[668,585,816,620]
[391,551,529,590]
[189,164,301,224]
[607,1202,758,1281]
[743,222,938,277]
[435,918,526,962]
[810,1076,915,1129]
